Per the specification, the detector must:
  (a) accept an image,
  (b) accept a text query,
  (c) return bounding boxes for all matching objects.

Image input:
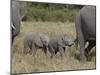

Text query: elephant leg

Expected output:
[12,35,14,45]
[50,50,55,58]
[51,52,55,58]
[79,40,86,62]
[63,47,66,53]
[55,50,58,55]
[12,28,15,45]
[23,42,30,55]
[49,47,55,58]
[43,46,48,57]
[23,46,27,55]
[58,46,65,58]
[75,14,86,62]
[31,44,37,56]
[85,41,95,60]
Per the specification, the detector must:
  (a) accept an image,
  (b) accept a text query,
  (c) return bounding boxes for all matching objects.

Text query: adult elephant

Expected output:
[75,6,96,62]
[11,0,27,44]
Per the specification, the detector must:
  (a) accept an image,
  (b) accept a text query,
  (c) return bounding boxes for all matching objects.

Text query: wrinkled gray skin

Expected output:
[23,32,50,56]
[11,0,27,44]
[48,35,74,58]
[75,6,96,62]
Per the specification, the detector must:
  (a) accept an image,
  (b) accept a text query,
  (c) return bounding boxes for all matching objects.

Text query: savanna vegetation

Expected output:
[23,2,83,22]
[12,2,96,74]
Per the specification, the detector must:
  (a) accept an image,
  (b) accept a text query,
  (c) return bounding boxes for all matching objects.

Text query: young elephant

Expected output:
[23,32,49,56]
[48,35,74,58]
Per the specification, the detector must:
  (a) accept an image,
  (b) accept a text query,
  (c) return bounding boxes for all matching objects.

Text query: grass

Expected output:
[12,22,96,74]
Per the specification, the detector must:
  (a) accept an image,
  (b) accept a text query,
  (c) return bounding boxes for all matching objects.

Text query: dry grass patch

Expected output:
[12,22,96,74]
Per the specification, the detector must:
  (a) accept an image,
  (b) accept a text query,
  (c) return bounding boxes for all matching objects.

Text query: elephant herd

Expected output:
[11,1,96,62]
[23,32,74,58]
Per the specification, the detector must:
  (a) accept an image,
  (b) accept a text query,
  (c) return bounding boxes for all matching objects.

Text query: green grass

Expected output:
[12,22,96,74]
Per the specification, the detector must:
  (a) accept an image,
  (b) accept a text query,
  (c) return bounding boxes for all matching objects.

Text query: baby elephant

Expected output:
[23,32,49,56]
[48,35,74,58]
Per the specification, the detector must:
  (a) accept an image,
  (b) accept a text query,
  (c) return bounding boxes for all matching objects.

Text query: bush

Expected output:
[23,2,82,22]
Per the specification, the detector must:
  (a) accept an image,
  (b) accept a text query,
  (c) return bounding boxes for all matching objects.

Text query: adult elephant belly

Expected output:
[81,22,96,41]
[81,8,96,41]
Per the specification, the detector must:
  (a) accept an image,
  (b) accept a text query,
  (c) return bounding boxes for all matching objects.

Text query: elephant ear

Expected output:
[35,37,43,47]
[19,2,27,19]
[58,37,66,47]
[40,34,49,46]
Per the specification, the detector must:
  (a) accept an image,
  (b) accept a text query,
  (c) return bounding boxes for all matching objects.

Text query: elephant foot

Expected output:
[50,55,53,59]
[74,50,80,60]
[80,55,87,63]
[74,50,87,63]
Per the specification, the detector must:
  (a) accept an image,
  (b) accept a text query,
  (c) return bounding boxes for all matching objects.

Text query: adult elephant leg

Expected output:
[12,34,14,45]
[75,14,86,62]
[79,39,86,62]
[77,30,86,62]
[85,41,96,60]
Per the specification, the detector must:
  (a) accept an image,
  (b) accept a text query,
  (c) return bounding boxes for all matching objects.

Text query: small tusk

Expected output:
[11,24,16,30]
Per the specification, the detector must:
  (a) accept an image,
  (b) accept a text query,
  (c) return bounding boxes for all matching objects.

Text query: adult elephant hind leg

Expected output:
[79,42,86,62]
[85,41,96,61]
[78,32,86,62]
[75,14,86,62]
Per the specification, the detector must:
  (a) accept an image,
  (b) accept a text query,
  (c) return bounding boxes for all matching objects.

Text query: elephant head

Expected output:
[39,34,50,50]
[58,35,74,47]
